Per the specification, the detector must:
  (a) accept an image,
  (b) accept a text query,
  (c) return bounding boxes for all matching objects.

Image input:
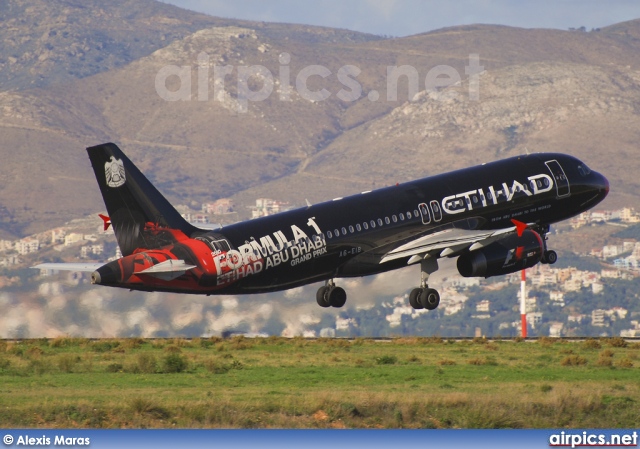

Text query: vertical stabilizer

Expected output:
[86,143,197,256]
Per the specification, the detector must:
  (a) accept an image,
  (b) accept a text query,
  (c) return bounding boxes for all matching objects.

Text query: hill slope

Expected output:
[1,3,639,237]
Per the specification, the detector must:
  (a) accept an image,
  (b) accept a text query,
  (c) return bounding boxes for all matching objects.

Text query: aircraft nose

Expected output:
[594,171,609,197]
[599,172,609,194]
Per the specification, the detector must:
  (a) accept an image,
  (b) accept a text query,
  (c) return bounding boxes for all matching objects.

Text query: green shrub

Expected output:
[57,354,78,373]
[583,339,601,350]
[437,359,456,366]
[137,353,157,374]
[375,355,397,365]
[163,353,188,373]
[106,363,123,373]
[616,358,633,368]
[561,355,587,366]
[606,337,628,348]
[204,358,229,374]
[91,341,118,353]
[28,360,50,375]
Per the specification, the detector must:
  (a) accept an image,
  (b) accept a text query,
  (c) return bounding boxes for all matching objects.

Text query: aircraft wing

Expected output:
[380,222,530,264]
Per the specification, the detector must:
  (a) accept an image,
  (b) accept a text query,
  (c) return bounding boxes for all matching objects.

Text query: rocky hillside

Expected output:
[1,1,639,237]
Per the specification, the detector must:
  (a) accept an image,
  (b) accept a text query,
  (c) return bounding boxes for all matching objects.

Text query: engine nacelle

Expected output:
[457,229,544,278]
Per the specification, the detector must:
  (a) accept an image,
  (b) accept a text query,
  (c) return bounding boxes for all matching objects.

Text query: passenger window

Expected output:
[406,211,412,219]
[385,217,390,224]
[349,225,354,233]
[356,223,362,231]
[377,218,383,226]
[370,220,376,228]
[327,231,333,238]
[392,215,397,223]
[342,227,347,235]
[363,222,369,230]
[399,213,405,221]
[414,210,419,218]
[335,229,340,236]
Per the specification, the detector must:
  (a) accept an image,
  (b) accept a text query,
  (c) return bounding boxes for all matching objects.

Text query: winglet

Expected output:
[511,219,528,237]
[99,214,111,231]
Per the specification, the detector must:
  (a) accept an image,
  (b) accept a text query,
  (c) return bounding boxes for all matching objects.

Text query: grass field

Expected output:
[0,336,638,428]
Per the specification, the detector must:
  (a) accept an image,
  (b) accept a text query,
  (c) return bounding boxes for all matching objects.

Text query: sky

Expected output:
[163,0,640,37]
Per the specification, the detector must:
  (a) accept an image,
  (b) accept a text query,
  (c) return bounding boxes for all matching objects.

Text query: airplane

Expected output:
[33,143,609,310]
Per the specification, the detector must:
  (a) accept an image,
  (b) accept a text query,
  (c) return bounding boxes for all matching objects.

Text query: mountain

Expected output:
[1,2,640,238]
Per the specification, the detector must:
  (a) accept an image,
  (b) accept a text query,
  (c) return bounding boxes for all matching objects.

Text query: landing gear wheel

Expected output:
[328,286,347,308]
[419,288,440,310]
[316,286,330,308]
[409,288,423,309]
[543,250,558,265]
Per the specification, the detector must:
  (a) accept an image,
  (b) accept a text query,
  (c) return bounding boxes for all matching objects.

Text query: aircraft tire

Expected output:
[316,286,331,308]
[543,250,558,265]
[420,288,440,310]
[409,288,423,309]
[329,286,347,308]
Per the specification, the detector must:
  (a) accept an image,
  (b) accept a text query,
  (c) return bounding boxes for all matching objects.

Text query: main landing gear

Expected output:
[409,257,440,310]
[538,225,558,265]
[541,249,558,264]
[316,280,347,308]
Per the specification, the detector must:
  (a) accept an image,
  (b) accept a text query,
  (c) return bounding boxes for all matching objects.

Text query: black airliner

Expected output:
[33,143,609,310]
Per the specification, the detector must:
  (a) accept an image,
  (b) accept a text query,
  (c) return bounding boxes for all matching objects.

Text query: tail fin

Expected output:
[86,142,197,256]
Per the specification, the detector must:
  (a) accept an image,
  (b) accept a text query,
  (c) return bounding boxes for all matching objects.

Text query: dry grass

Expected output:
[0,338,638,428]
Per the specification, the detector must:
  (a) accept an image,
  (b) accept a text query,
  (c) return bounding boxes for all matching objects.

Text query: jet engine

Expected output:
[456,229,544,278]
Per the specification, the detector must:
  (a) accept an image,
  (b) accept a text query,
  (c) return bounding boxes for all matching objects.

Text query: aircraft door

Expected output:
[545,160,570,198]
[430,200,442,221]
[419,203,431,224]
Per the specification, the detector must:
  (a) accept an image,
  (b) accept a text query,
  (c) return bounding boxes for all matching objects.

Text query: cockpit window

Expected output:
[577,164,592,177]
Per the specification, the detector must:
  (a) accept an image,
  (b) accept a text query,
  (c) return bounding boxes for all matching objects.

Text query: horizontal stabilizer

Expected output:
[139,259,196,281]
[31,263,104,272]
[139,259,196,274]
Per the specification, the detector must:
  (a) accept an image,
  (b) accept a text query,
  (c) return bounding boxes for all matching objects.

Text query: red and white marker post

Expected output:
[520,269,527,338]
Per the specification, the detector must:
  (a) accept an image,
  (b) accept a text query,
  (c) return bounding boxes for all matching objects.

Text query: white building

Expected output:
[51,229,65,244]
[592,282,604,294]
[64,233,85,246]
[15,238,39,255]
[602,245,622,258]
[527,312,543,329]
[591,309,606,327]
[476,300,490,313]
[549,322,564,337]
